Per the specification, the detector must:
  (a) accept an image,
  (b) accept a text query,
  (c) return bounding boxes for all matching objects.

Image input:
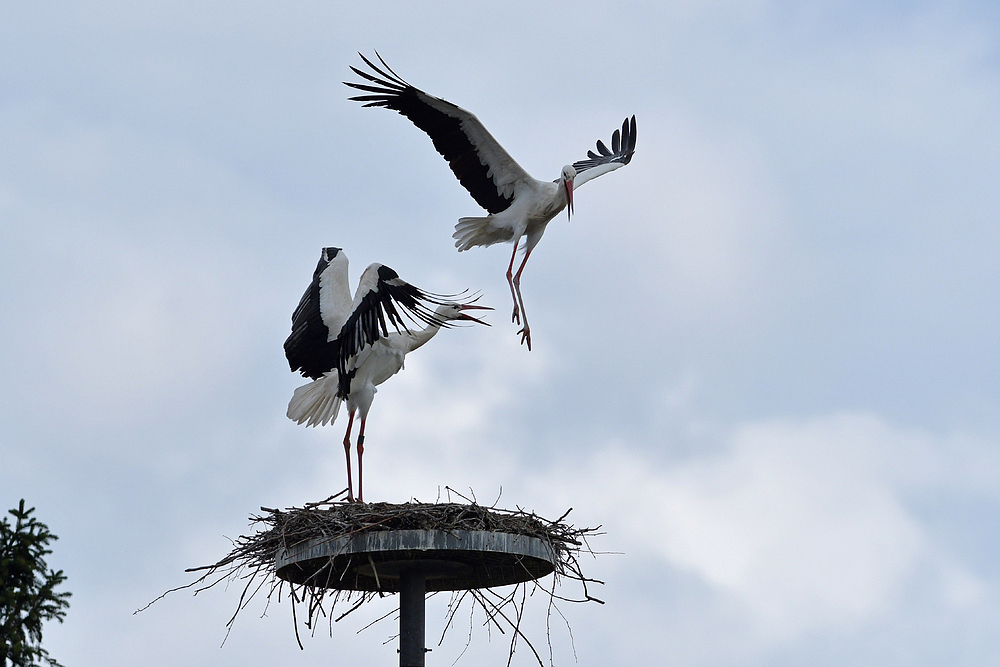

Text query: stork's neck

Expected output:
[400,319,444,354]
[534,178,570,221]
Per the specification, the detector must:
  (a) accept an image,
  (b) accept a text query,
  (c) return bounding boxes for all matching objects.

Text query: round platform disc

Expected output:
[275,529,557,592]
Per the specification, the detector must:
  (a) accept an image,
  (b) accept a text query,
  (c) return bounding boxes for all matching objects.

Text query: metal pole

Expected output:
[398,568,427,667]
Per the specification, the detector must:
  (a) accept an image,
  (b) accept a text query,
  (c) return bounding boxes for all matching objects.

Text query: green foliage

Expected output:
[1,500,71,667]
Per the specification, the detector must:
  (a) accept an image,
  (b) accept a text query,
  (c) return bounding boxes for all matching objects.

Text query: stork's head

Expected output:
[436,302,493,326]
[560,165,576,219]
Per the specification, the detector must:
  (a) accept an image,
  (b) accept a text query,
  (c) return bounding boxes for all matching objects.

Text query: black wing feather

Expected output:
[284,254,468,387]
[284,251,339,380]
[572,116,637,174]
[345,52,515,215]
[333,264,468,396]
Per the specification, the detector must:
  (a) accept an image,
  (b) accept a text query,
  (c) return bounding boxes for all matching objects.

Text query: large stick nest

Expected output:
[139,491,604,666]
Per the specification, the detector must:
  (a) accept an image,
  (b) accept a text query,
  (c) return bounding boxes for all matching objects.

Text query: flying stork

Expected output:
[284,247,491,503]
[345,53,637,351]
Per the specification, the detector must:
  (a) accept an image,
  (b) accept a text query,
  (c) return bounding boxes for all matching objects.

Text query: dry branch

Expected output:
[137,496,604,666]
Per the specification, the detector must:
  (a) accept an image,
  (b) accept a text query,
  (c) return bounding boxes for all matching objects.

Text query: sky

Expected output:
[2,0,1000,664]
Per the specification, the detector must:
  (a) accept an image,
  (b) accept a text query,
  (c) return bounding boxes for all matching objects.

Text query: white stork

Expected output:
[284,247,491,503]
[345,53,637,351]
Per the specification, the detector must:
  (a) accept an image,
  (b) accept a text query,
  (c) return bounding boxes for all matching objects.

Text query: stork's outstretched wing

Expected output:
[570,116,638,189]
[345,52,530,215]
[284,247,344,381]
[334,263,470,395]
[284,252,465,384]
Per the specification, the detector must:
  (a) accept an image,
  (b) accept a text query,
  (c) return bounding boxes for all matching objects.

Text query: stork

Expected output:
[284,247,491,502]
[345,53,637,351]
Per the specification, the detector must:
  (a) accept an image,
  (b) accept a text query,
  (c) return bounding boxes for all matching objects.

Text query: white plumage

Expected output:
[346,53,637,350]
[284,247,490,502]
[287,373,341,427]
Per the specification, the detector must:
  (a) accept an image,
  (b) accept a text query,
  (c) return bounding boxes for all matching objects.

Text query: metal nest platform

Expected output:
[257,499,587,592]
[143,496,604,666]
[276,528,557,592]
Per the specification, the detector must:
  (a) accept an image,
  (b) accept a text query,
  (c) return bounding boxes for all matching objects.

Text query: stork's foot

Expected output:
[511,303,521,325]
[517,326,532,351]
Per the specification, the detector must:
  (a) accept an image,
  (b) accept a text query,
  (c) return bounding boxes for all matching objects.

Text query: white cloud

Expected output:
[528,413,993,644]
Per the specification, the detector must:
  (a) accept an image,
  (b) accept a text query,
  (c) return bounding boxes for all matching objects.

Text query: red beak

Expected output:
[565,178,574,220]
[458,303,493,326]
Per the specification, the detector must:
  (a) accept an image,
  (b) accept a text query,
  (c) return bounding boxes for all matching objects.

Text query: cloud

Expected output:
[528,413,993,645]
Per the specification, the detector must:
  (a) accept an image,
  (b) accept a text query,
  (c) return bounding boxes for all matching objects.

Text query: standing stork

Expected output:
[284,247,491,502]
[345,53,637,351]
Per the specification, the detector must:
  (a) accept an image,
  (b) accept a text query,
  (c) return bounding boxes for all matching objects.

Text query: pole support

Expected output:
[398,568,427,667]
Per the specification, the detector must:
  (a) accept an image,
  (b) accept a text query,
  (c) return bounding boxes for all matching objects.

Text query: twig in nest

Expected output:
[137,499,604,666]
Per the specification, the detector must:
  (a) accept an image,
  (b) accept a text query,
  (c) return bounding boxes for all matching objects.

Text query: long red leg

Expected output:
[342,410,356,502]
[505,243,521,325]
[356,420,366,503]
[512,248,533,350]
